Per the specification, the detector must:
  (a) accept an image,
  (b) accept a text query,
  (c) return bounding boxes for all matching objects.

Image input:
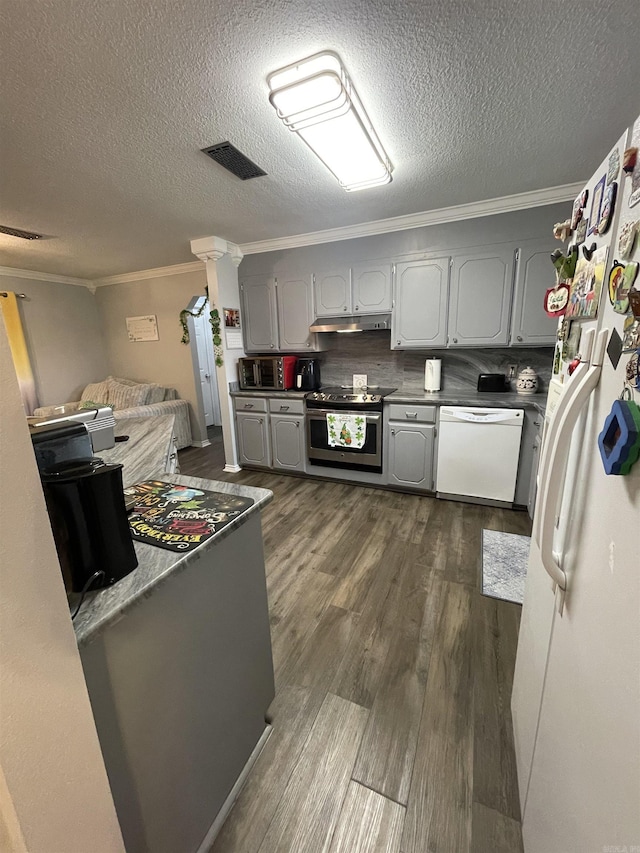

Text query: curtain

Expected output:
[0,292,38,415]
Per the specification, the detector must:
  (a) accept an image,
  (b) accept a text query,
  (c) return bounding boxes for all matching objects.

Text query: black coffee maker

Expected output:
[31,423,138,593]
[295,358,321,391]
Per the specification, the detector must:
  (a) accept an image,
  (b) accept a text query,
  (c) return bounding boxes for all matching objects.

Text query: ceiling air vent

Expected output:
[201,141,267,180]
[0,225,43,240]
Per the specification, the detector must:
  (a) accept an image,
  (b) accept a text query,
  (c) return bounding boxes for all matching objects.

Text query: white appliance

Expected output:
[436,406,524,502]
[512,120,640,852]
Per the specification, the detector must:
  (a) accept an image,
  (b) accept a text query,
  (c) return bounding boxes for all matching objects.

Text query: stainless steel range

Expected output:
[305,387,396,473]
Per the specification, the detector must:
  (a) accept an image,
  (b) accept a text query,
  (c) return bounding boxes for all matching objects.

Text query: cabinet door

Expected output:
[449,246,515,346]
[391,257,449,349]
[313,269,351,316]
[270,414,305,471]
[510,242,558,346]
[276,274,317,351]
[528,435,541,519]
[352,262,392,314]
[236,412,271,467]
[241,276,279,352]
[387,423,435,490]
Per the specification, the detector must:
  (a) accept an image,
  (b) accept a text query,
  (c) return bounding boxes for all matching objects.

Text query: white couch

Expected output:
[33,376,193,449]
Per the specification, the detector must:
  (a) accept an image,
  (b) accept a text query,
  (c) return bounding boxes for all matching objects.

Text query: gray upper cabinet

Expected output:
[277,274,316,351]
[448,245,515,346]
[314,269,351,316]
[236,411,271,467]
[270,413,305,472]
[391,257,449,349]
[352,262,392,313]
[240,275,279,352]
[510,241,558,346]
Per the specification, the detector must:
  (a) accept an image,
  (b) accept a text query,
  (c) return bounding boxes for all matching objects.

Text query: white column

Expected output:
[190,236,244,472]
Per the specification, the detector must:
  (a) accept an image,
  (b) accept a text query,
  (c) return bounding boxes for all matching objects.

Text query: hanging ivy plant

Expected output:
[179,288,224,367]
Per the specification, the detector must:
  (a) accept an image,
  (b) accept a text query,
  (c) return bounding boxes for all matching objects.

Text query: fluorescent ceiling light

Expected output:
[267,51,392,192]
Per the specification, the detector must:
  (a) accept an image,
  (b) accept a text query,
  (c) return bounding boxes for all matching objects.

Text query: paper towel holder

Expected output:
[424,358,442,392]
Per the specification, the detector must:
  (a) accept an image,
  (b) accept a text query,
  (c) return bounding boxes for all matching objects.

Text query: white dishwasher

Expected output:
[436,406,524,503]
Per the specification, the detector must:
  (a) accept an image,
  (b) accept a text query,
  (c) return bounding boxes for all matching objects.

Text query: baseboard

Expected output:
[195,724,272,853]
[190,439,211,448]
[223,463,242,473]
[437,491,513,508]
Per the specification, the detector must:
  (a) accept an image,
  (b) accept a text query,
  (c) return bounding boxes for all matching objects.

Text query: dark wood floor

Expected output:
[179,430,530,853]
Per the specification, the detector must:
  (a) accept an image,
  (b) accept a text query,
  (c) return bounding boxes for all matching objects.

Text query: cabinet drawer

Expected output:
[386,403,436,423]
[268,398,305,415]
[234,396,268,413]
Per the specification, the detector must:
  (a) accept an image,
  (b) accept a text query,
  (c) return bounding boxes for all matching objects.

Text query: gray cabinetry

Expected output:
[448,246,515,346]
[514,408,544,510]
[277,274,316,350]
[236,411,271,468]
[352,262,392,313]
[314,269,351,316]
[386,403,437,491]
[240,275,279,352]
[510,241,558,346]
[270,413,305,472]
[391,257,450,349]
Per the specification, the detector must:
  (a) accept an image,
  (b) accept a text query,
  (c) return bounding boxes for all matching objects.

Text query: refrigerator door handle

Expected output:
[538,329,608,601]
[534,329,596,546]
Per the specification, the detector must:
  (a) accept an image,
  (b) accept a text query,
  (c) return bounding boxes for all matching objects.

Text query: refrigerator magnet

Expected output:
[618,220,638,259]
[625,349,640,390]
[571,195,583,230]
[628,287,640,318]
[588,176,606,234]
[575,217,588,245]
[623,146,638,174]
[608,260,635,314]
[597,182,617,235]
[598,399,640,475]
[544,283,570,317]
[622,316,640,352]
[607,149,620,184]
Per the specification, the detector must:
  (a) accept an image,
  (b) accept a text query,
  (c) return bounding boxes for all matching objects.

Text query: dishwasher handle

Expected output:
[442,409,520,424]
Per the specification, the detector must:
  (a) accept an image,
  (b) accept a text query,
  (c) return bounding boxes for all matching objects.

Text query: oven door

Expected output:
[306,409,382,472]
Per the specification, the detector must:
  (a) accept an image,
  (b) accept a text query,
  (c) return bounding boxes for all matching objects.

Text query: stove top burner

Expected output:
[305,386,397,409]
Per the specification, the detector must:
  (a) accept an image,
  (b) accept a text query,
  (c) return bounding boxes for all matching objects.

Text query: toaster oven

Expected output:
[238,356,297,390]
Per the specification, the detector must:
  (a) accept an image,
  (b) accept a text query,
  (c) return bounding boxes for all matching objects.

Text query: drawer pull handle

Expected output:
[280,405,289,411]
[406,412,418,419]
[244,403,254,409]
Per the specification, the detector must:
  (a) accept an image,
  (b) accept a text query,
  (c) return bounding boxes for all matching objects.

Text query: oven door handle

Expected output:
[306,410,381,422]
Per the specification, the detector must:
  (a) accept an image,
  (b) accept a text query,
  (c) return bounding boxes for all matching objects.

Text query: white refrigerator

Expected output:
[511,117,640,852]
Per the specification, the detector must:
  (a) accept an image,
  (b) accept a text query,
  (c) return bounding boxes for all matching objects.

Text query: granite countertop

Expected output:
[98,415,176,488]
[231,388,308,400]
[72,475,273,647]
[386,389,547,415]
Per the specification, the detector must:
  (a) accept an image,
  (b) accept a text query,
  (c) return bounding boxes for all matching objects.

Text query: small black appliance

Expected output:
[295,358,321,391]
[477,373,509,392]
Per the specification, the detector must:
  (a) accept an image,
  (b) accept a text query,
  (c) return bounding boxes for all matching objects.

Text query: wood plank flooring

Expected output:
[179,433,527,853]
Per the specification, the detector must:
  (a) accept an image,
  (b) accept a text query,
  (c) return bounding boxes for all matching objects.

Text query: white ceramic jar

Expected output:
[516,366,539,395]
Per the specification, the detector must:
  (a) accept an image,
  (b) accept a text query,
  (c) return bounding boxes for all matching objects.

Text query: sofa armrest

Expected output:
[112,399,193,449]
[32,402,82,418]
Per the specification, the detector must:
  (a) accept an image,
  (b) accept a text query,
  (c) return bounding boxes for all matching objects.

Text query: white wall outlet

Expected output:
[353,374,368,390]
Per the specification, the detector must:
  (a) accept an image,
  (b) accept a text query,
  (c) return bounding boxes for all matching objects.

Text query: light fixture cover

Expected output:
[267,51,392,192]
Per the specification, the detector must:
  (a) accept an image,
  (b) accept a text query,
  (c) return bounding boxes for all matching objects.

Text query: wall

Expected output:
[318,331,553,393]
[95,269,208,442]
[0,273,108,406]
[0,316,125,852]
[239,202,570,279]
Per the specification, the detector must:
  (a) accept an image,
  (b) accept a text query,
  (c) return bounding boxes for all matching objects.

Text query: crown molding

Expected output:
[0,266,93,288]
[238,182,583,255]
[93,260,204,287]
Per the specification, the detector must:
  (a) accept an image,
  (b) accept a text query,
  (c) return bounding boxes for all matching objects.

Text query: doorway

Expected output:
[188,298,221,428]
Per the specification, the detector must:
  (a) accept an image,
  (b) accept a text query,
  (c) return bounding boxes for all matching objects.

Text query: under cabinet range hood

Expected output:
[309,313,391,333]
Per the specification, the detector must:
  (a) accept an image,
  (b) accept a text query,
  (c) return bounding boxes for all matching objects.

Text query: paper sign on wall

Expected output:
[126,314,159,342]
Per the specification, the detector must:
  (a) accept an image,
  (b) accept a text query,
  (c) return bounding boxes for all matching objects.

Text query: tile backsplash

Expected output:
[317,332,553,393]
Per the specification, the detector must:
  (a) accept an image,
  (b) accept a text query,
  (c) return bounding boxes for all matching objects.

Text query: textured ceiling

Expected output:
[1,0,640,279]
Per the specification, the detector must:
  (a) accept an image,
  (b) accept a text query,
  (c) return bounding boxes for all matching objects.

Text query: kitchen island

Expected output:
[75,458,275,852]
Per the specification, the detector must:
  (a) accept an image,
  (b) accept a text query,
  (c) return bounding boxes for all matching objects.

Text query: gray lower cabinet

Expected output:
[391,257,450,349]
[236,411,271,467]
[448,245,515,346]
[270,413,305,472]
[528,434,541,519]
[510,240,558,346]
[514,408,544,509]
[387,422,436,491]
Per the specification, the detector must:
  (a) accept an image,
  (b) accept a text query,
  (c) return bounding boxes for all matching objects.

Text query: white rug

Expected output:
[481,529,531,605]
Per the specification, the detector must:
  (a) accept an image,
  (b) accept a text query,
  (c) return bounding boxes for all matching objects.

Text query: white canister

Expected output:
[424,358,442,392]
[516,366,539,395]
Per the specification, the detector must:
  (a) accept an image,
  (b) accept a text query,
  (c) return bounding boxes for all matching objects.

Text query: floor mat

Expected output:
[481,529,531,605]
